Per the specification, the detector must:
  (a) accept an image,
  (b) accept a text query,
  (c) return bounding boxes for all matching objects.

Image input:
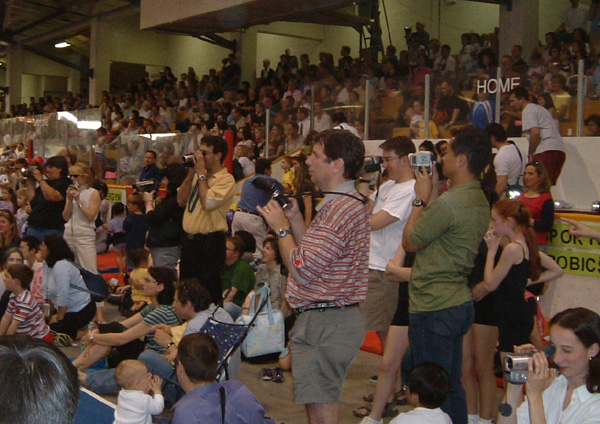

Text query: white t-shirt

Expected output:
[516,374,600,424]
[333,122,361,138]
[562,5,589,32]
[494,143,525,186]
[369,179,415,271]
[313,113,333,132]
[114,389,164,424]
[521,103,566,154]
[390,407,452,424]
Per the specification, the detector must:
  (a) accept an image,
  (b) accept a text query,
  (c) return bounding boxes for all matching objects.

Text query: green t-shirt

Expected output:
[408,181,490,313]
[221,259,256,306]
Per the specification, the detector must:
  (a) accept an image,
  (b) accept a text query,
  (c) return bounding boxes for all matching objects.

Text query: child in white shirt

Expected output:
[113,359,164,424]
[389,362,452,424]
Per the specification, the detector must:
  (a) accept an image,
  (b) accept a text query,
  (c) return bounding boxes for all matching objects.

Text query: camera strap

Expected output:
[187,180,200,213]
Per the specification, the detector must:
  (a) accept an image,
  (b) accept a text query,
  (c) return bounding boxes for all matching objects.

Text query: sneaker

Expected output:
[359,418,383,424]
[52,331,73,347]
[272,367,285,383]
[369,374,378,384]
[259,368,273,381]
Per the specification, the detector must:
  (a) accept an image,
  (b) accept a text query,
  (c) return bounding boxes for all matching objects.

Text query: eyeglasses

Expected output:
[382,156,400,163]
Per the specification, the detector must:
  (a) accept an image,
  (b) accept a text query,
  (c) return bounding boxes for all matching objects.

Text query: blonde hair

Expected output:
[69,162,93,187]
[114,360,148,390]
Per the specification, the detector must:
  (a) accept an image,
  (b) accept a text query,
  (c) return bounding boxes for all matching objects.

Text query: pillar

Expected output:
[6,46,23,111]
[499,0,539,59]
[239,28,258,86]
[89,16,111,105]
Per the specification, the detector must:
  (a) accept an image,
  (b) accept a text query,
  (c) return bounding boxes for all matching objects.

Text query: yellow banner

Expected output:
[548,223,600,250]
[547,248,600,277]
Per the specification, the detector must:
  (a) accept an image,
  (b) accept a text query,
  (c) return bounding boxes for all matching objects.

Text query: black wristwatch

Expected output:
[413,199,427,207]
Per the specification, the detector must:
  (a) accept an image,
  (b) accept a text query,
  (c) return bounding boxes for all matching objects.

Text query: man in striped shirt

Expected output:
[259,129,370,424]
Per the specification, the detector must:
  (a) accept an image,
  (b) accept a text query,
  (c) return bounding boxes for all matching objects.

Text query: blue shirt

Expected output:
[172,381,268,424]
[139,164,161,182]
[469,100,495,130]
[237,174,283,212]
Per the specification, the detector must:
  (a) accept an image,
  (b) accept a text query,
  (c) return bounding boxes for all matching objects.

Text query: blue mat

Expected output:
[73,388,115,424]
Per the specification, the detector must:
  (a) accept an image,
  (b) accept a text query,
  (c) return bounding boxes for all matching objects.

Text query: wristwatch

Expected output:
[413,199,427,207]
[198,174,207,181]
[165,341,176,350]
[276,228,292,239]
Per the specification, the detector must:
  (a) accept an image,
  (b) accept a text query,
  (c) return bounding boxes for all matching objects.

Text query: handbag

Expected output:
[236,286,285,358]
[68,261,109,302]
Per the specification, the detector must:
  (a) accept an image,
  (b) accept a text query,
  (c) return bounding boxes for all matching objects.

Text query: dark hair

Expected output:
[234,231,256,254]
[45,155,69,177]
[177,333,218,383]
[7,264,34,290]
[493,199,542,281]
[21,235,40,252]
[43,235,75,268]
[162,162,187,194]
[332,112,348,124]
[0,336,79,423]
[255,158,272,175]
[510,86,529,100]
[314,129,365,180]
[201,135,229,164]
[550,308,600,393]
[263,237,283,265]
[227,235,245,255]
[379,136,416,158]
[126,248,150,267]
[419,140,435,153]
[148,267,176,305]
[407,362,450,408]
[146,150,157,159]
[485,123,507,142]
[435,140,448,155]
[584,114,600,127]
[112,202,126,217]
[524,161,552,194]
[450,126,492,177]
[176,279,211,312]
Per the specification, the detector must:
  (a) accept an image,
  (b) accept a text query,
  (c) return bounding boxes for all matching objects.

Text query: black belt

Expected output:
[236,207,260,216]
[295,302,359,314]
[186,231,224,240]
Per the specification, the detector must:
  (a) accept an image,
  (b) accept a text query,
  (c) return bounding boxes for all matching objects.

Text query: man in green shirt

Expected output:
[221,235,255,320]
[402,126,491,424]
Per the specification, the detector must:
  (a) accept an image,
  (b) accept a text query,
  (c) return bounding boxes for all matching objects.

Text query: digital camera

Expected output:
[408,151,435,175]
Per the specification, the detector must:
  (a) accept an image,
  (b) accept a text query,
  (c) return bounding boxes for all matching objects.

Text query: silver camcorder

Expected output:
[408,151,434,175]
[504,345,556,384]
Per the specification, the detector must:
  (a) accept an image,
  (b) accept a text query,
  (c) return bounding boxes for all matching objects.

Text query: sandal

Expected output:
[352,402,398,419]
[363,390,406,404]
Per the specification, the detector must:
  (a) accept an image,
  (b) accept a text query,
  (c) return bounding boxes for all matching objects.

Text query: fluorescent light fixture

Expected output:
[139,133,178,140]
[57,111,77,123]
[77,121,102,130]
[55,41,71,48]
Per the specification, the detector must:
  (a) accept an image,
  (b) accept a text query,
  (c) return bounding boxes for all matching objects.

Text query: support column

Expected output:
[68,53,81,95]
[89,16,111,105]
[6,46,23,111]
[499,0,539,59]
[239,28,257,86]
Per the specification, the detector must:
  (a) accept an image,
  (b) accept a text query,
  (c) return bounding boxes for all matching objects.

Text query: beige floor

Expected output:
[64,303,503,424]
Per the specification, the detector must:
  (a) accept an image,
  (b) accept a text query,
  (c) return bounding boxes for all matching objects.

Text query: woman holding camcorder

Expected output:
[498,307,600,424]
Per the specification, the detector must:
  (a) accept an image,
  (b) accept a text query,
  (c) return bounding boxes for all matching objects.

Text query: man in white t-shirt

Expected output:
[358,136,416,347]
[332,112,361,138]
[313,101,333,132]
[557,0,589,34]
[486,123,525,198]
[509,87,566,185]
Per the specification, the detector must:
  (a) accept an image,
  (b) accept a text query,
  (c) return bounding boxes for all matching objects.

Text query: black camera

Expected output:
[182,154,195,168]
[404,26,412,35]
[363,156,383,173]
[21,166,37,179]
[135,179,157,193]
[252,177,290,209]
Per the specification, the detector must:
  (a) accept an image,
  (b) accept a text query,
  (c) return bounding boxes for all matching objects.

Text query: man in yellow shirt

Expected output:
[177,136,235,304]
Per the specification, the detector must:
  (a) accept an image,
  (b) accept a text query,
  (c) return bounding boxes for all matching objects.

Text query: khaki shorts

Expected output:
[360,269,399,332]
[290,305,365,404]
